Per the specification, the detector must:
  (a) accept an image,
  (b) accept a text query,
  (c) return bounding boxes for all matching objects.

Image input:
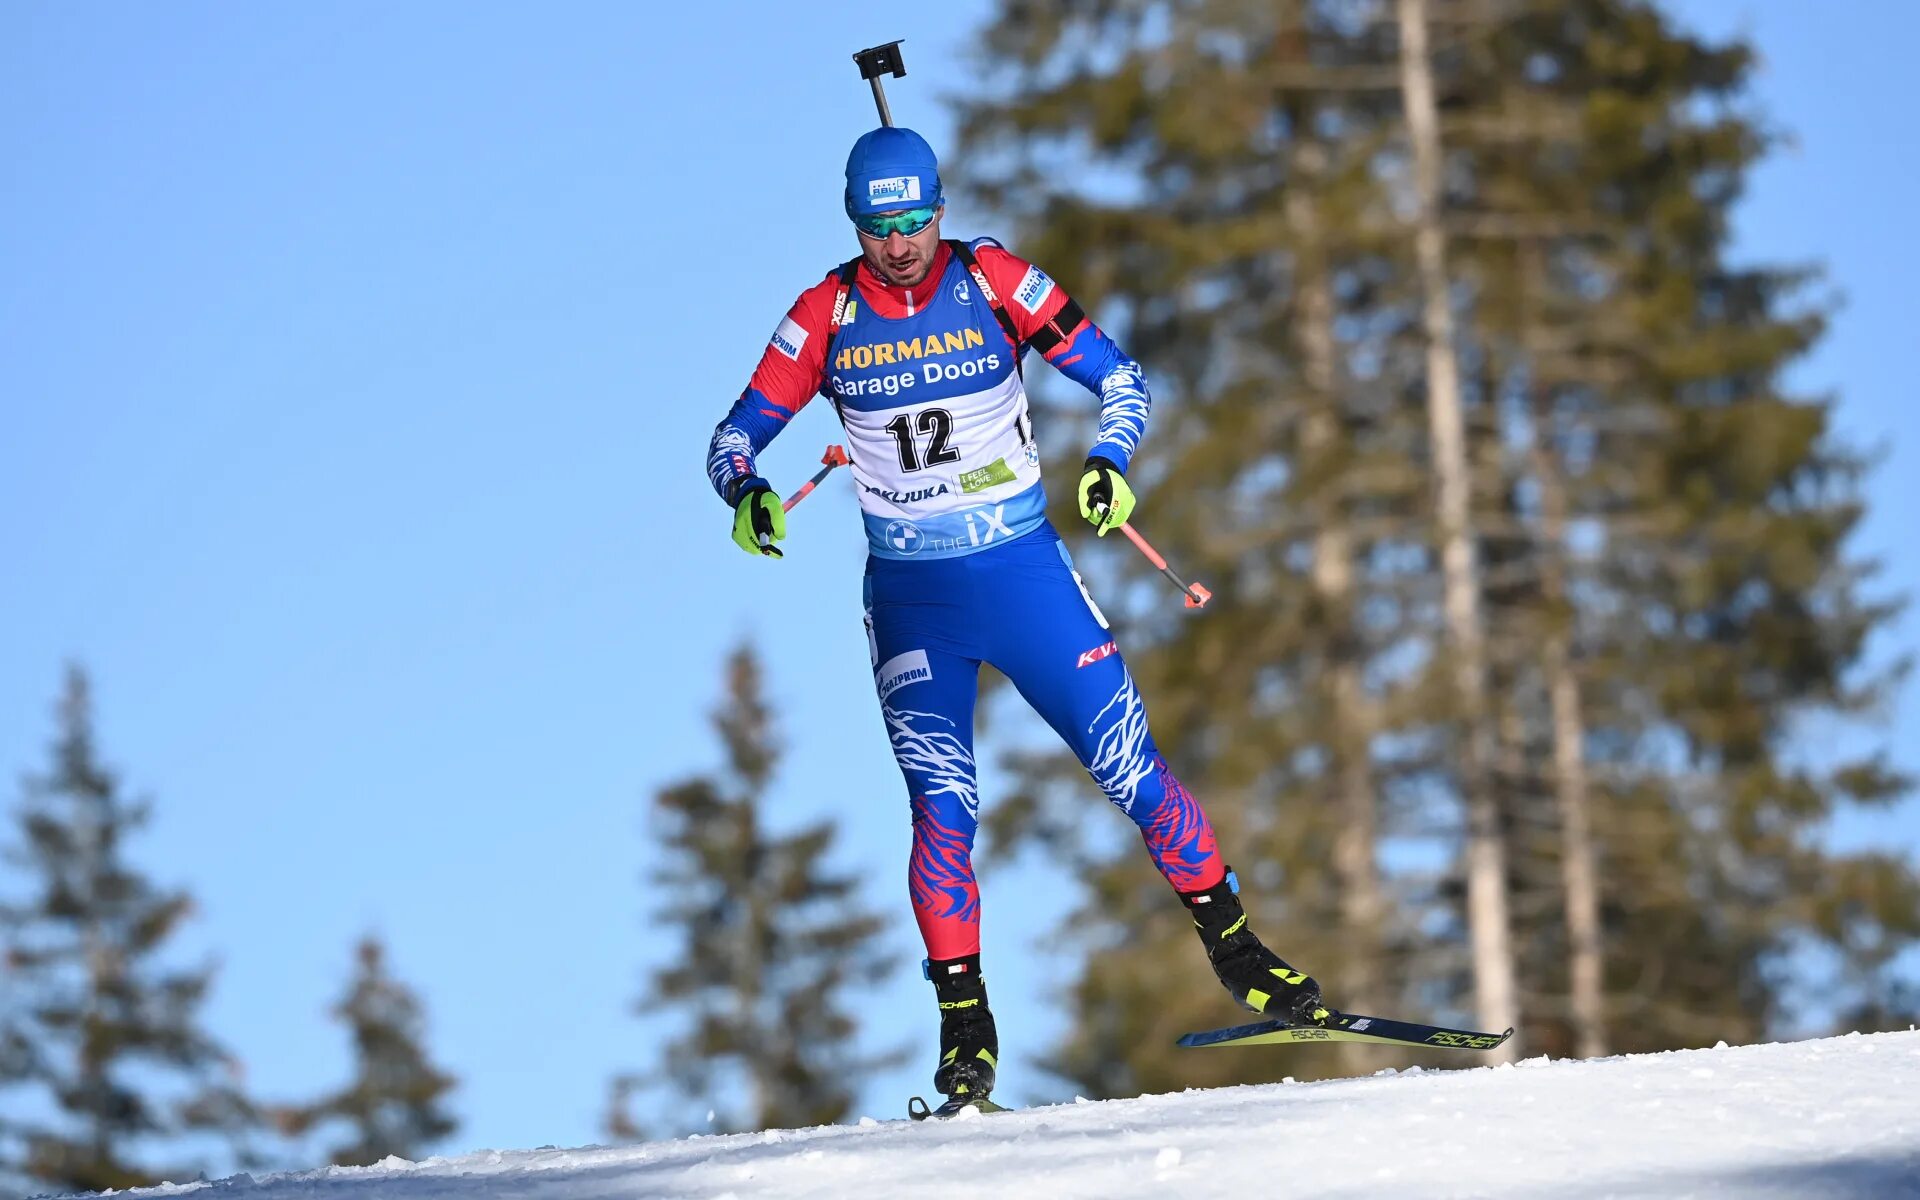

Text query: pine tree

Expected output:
[958,0,1450,1096]
[273,937,458,1167]
[1423,0,1668,1063]
[956,0,1919,1094]
[1564,0,1916,1048]
[606,644,901,1135]
[1396,0,1521,1056]
[0,666,261,1196]
[1424,0,1918,1055]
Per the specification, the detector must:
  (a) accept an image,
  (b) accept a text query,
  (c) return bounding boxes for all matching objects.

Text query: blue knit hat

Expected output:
[844,126,943,218]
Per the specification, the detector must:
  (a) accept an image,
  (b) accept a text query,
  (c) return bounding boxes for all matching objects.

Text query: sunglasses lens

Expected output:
[856,206,936,238]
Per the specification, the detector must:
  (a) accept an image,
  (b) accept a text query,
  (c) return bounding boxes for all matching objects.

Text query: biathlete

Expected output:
[706,127,1324,1110]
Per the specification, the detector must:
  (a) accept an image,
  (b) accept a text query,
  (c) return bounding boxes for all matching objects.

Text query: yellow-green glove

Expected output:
[730,486,787,557]
[1076,456,1134,536]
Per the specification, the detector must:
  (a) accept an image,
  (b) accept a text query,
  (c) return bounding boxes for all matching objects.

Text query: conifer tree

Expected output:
[959,0,1450,1097]
[1428,0,1918,1056]
[1564,0,1916,1049]
[957,0,1918,1094]
[606,644,901,1135]
[273,937,458,1167]
[0,666,261,1196]
[1396,0,1520,1056]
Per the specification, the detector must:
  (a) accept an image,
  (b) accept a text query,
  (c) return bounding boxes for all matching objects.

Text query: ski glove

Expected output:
[730,485,787,557]
[1077,456,1135,536]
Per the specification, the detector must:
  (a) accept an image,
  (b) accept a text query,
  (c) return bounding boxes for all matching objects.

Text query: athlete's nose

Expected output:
[884,231,912,256]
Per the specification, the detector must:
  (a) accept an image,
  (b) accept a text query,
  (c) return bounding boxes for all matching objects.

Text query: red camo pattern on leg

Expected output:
[1137,756,1226,893]
[910,791,982,959]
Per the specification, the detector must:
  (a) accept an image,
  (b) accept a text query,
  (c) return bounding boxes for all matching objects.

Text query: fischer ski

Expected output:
[1178,1010,1513,1052]
[908,1094,1011,1121]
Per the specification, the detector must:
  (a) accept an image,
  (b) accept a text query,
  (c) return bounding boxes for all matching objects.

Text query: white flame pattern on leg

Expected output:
[1086,669,1155,813]
[884,704,979,819]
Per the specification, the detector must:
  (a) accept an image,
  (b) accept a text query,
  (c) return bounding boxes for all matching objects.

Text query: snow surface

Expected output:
[74,1030,1920,1199]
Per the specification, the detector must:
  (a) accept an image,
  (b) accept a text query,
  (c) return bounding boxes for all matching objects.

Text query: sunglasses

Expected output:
[853,205,939,239]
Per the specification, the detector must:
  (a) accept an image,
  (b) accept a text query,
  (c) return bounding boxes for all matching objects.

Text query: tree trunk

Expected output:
[739,806,769,1128]
[1519,243,1606,1056]
[1396,0,1521,1057]
[1285,146,1386,1050]
[1545,628,1606,1058]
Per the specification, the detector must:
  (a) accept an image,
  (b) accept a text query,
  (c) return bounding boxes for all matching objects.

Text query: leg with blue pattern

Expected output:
[982,534,1227,895]
[976,532,1323,1020]
[865,605,1001,1107]
[871,642,985,961]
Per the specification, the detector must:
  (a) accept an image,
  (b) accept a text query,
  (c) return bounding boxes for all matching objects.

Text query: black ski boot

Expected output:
[929,953,998,1107]
[1180,868,1327,1024]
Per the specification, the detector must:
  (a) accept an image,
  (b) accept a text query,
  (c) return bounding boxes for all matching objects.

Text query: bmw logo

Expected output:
[953,280,972,306]
[884,520,925,555]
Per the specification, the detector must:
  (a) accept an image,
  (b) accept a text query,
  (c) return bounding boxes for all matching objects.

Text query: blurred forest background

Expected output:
[4,0,1915,1195]
[952,0,1917,1097]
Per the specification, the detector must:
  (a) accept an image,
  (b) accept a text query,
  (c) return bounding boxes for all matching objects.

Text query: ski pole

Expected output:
[852,41,907,126]
[781,444,851,513]
[753,445,850,556]
[1097,508,1212,609]
[1122,523,1212,609]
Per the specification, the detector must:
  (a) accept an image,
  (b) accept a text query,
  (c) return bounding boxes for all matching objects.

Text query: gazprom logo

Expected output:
[867,175,922,204]
[876,649,932,702]
[769,315,808,362]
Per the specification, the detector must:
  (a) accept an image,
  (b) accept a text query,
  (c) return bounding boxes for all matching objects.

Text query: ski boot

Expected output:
[1180,868,1327,1025]
[909,953,1005,1120]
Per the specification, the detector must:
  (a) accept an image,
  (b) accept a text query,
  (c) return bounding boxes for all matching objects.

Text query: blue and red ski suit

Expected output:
[708,239,1227,960]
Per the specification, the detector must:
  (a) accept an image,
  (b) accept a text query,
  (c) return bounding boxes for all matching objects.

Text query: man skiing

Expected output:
[706,127,1324,1112]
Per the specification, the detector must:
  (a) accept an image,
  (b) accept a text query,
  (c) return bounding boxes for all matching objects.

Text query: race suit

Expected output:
[707,238,1227,960]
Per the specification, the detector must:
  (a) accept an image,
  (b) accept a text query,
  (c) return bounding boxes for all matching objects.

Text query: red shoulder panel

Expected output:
[743,271,841,419]
[971,243,1081,345]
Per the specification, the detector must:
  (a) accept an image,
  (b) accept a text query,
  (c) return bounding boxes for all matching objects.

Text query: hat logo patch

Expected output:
[867,175,923,204]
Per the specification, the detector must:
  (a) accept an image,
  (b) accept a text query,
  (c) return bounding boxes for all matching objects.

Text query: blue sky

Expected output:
[2,0,1913,1161]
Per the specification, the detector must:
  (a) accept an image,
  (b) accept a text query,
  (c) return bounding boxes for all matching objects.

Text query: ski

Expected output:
[1177,1010,1513,1053]
[908,1094,1011,1121]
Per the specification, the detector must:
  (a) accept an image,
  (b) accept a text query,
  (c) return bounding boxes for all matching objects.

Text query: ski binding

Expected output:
[908,1093,1010,1121]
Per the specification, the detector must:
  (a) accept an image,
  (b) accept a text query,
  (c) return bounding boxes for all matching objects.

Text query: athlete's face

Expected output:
[857,205,944,288]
